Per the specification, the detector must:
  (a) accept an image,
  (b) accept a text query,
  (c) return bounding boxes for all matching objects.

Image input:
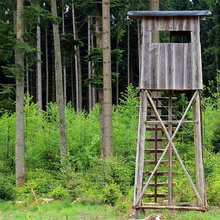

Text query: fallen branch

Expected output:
[28,180,43,220]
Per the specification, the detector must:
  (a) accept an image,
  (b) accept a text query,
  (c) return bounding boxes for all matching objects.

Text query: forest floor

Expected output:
[0,200,220,220]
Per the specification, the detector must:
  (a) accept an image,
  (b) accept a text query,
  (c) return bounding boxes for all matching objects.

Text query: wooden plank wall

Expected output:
[140,16,203,90]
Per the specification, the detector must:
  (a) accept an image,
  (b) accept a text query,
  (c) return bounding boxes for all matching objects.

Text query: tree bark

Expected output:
[116,37,119,105]
[102,0,113,158]
[45,27,49,106]
[127,22,130,86]
[15,0,25,187]
[51,0,67,165]
[72,2,82,111]
[36,16,42,113]
[88,16,92,111]
[62,1,67,105]
[91,17,96,107]
[26,57,29,94]
[150,0,159,42]
[71,61,75,108]
[96,2,104,156]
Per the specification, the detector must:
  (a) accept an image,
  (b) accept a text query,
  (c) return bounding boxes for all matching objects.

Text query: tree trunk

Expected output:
[26,57,29,94]
[51,0,67,165]
[150,0,159,42]
[96,2,104,156]
[127,22,130,86]
[91,18,96,107]
[62,1,67,105]
[71,61,75,108]
[52,59,55,103]
[72,2,82,111]
[116,37,119,105]
[137,20,141,79]
[45,27,49,106]
[15,0,25,187]
[88,16,92,111]
[36,16,42,113]
[77,41,82,109]
[102,0,113,158]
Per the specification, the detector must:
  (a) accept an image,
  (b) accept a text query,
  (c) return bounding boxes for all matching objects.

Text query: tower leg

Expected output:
[168,92,173,205]
[193,91,207,207]
[134,209,140,219]
[134,90,147,213]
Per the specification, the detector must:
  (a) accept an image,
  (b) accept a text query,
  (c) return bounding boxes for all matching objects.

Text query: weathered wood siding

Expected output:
[140,16,203,90]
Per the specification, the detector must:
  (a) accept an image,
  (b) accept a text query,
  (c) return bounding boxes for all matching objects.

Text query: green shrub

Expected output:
[0,173,15,200]
[15,169,59,201]
[48,186,69,200]
[100,183,122,205]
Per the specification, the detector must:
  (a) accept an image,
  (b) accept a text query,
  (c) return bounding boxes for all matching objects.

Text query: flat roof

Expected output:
[128,10,211,19]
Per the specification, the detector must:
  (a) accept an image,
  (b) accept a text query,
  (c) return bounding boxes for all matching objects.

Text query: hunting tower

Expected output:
[128,10,211,217]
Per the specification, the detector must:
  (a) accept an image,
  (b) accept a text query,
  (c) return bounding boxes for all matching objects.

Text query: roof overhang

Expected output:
[128,10,211,19]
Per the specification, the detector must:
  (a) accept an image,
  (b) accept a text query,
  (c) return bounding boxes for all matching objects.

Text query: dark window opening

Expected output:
[157,31,191,43]
[170,31,191,43]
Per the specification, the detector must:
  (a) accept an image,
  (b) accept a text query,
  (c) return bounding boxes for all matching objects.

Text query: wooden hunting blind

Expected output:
[128,10,211,217]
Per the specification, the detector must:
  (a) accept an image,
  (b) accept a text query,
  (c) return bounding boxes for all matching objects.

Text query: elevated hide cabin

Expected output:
[128,11,211,218]
[128,10,211,90]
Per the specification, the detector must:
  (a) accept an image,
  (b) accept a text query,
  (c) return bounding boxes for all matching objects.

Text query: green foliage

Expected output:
[0,173,15,200]
[48,186,70,200]
[0,20,15,63]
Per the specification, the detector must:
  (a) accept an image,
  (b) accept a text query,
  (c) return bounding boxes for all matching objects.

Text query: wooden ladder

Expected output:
[136,92,177,204]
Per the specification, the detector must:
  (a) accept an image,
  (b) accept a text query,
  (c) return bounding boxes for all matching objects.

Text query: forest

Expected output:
[0,0,219,219]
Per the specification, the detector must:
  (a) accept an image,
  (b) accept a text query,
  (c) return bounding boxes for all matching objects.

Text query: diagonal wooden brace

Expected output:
[134,91,202,206]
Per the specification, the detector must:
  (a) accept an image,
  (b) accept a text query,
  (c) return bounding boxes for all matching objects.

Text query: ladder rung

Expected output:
[146,182,176,187]
[146,127,176,131]
[144,160,176,165]
[136,106,177,110]
[145,120,197,125]
[143,171,176,176]
[136,97,177,101]
[145,138,176,142]
[145,149,166,153]
[143,193,169,198]
[136,115,176,119]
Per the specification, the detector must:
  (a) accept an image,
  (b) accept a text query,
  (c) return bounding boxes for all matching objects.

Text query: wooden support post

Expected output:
[193,91,207,207]
[134,90,147,218]
[168,92,173,205]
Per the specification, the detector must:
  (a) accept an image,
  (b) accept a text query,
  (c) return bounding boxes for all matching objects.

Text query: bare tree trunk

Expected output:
[52,60,55,103]
[127,22,130,86]
[51,0,67,165]
[15,0,25,187]
[72,2,82,111]
[37,16,42,113]
[88,16,92,110]
[71,61,75,108]
[77,43,82,109]
[91,19,96,107]
[137,20,141,79]
[96,2,104,156]
[116,37,119,105]
[102,0,113,158]
[150,0,159,42]
[62,1,67,105]
[45,27,49,106]
[26,57,29,94]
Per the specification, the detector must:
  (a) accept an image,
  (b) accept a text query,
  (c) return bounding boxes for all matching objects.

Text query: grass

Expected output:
[0,200,128,220]
[0,200,219,220]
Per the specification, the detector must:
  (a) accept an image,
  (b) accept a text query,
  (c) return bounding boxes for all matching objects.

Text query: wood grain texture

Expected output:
[140,16,203,90]
[140,43,202,90]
